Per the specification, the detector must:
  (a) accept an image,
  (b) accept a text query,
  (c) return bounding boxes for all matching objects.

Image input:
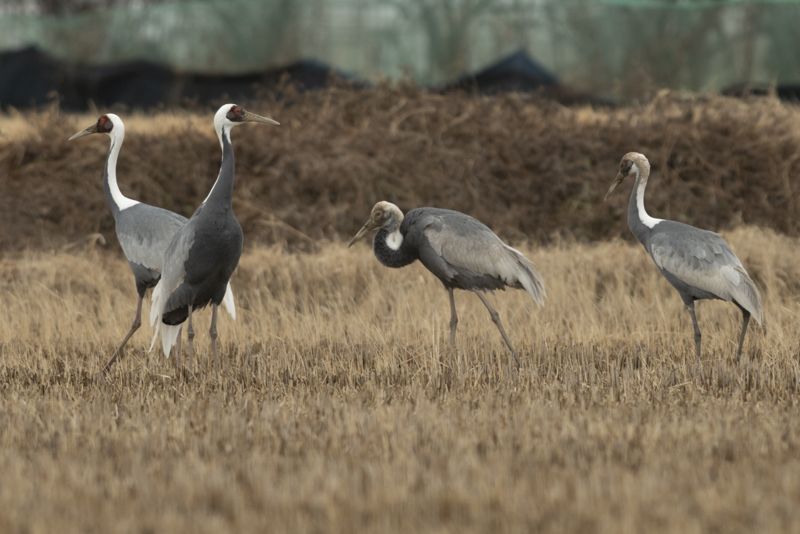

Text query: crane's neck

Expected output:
[627,162,661,244]
[103,127,139,217]
[203,125,236,209]
[373,223,416,268]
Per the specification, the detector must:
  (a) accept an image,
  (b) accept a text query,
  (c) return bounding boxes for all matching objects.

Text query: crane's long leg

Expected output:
[473,291,520,376]
[209,303,219,363]
[101,295,143,374]
[687,301,703,370]
[448,288,458,346]
[735,310,751,362]
[186,306,194,371]
[174,327,182,370]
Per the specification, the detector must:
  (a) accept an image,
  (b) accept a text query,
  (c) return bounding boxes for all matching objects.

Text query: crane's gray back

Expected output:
[404,208,545,303]
[647,220,763,322]
[403,208,497,242]
[115,204,187,274]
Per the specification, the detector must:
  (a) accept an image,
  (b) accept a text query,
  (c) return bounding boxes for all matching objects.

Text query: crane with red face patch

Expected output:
[69,113,237,374]
[149,104,279,364]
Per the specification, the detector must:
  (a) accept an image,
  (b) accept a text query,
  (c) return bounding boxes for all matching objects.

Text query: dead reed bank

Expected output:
[2,89,800,252]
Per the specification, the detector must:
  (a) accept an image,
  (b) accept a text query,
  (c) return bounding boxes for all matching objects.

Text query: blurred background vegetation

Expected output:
[0,0,798,100]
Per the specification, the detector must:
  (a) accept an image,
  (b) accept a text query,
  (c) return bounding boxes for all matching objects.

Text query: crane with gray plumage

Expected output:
[149,104,278,362]
[68,113,235,373]
[605,152,763,366]
[348,201,545,375]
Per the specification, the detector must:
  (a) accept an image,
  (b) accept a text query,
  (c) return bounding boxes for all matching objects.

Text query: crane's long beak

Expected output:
[68,123,98,141]
[242,110,280,126]
[604,172,625,201]
[347,218,376,247]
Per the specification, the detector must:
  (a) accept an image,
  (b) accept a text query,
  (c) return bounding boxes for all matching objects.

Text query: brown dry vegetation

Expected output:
[2,88,800,252]
[1,227,800,533]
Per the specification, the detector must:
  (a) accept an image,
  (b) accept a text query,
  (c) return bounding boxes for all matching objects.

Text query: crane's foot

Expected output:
[94,369,112,385]
[692,356,707,385]
[505,352,520,382]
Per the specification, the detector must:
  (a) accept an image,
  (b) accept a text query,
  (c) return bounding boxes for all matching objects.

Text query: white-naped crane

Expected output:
[605,152,763,366]
[348,201,545,376]
[69,113,236,373]
[149,104,278,362]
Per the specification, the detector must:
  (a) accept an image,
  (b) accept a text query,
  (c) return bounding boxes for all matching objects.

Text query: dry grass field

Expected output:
[1,226,799,533]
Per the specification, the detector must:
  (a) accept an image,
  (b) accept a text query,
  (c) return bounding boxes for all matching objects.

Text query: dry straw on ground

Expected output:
[1,227,799,533]
[2,88,800,251]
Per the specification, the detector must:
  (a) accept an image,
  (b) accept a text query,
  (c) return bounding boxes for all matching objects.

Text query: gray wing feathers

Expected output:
[503,244,547,306]
[419,212,546,305]
[650,229,763,324]
[116,205,186,272]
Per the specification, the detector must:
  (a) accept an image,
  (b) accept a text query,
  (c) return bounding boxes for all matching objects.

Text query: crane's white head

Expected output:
[214,103,279,139]
[348,201,405,247]
[604,152,651,201]
[68,113,125,141]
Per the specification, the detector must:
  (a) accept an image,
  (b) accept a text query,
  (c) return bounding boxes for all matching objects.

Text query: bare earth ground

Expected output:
[1,227,799,533]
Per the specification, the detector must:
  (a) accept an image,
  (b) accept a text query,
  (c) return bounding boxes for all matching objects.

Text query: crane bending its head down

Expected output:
[348,201,405,248]
[348,200,546,378]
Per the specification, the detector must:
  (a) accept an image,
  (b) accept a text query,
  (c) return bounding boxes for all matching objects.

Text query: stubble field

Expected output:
[1,225,799,533]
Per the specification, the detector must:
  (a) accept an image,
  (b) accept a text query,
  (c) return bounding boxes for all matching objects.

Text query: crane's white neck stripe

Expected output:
[203,125,235,204]
[106,132,139,211]
[633,163,661,229]
[385,229,403,251]
[204,126,232,204]
[203,170,221,204]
